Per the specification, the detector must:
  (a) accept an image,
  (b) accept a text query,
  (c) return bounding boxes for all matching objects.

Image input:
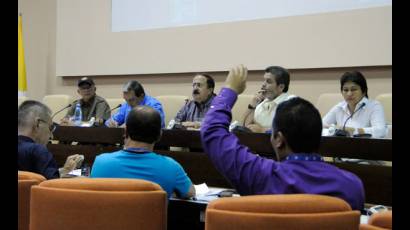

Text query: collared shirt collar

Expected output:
[339,96,369,115]
[284,153,324,162]
[80,95,96,106]
[259,93,289,111]
[194,94,215,107]
[18,135,35,143]
[273,92,290,104]
[138,95,147,106]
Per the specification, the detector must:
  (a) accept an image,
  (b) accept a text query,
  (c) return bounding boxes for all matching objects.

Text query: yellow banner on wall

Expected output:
[18,14,27,97]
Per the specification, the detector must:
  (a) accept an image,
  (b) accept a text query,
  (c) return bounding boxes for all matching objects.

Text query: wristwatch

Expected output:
[248,104,256,110]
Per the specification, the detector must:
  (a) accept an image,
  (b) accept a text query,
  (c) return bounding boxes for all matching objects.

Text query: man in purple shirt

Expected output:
[200,65,365,210]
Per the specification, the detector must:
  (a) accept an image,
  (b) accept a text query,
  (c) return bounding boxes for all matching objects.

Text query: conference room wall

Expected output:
[55,0,391,75]
[18,0,391,104]
[18,0,57,101]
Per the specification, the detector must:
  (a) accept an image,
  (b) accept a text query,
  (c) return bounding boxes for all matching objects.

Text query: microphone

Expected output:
[51,102,75,121]
[102,104,122,127]
[110,104,122,113]
[334,102,366,137]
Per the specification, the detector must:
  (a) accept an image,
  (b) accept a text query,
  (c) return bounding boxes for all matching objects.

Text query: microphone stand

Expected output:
[103,104,122,126]
[109,104,122,113]
[51,103,73,125]
[334,102,366,137]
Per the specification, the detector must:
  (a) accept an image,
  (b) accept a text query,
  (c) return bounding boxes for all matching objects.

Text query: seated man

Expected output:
[200,65,364,210]
[61,77,111,126]
[243,66,295,133]
[18,100,84,179]
[174,74,216,129]
[105,80,165,128]
[92,106,195,198]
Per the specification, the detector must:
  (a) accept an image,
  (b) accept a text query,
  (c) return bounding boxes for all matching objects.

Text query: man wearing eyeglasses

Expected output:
[18,100,84,179]
[61,77,111,126]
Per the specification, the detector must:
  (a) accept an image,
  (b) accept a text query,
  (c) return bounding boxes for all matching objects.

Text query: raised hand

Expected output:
[225,64,248,94]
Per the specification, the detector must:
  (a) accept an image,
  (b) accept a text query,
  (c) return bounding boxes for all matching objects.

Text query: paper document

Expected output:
[194,183,210,195]
[360,215,369,224]
[194,183,229,202]
[80,122,93,127]
[67,169,82,176]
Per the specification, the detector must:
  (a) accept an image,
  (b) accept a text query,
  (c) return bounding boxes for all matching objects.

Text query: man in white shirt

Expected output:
[322,71,387,138]
[243,66,295,133]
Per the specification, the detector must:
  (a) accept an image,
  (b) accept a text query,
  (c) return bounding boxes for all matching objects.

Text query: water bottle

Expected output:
[167,119,176,129]
[73,103,82,126]
[81,163,90,177]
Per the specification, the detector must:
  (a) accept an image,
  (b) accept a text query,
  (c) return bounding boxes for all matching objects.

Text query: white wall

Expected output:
[18,0,57,100]
[19,0,391,106]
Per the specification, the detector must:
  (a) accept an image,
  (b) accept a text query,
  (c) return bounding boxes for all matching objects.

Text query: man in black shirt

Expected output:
[18,100,83,179]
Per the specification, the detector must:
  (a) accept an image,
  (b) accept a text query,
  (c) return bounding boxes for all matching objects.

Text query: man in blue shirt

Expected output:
[200,65,364,210]
[18,100,84,179]
[93,105,195,198]
[105,80,165,128]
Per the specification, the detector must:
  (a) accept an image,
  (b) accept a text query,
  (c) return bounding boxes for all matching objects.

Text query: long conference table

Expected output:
[49,126,392,206]
[48,126,391,229]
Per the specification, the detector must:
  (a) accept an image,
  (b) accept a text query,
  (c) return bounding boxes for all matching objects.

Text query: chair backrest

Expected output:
[18,96,29,107]
[386,125,392,139]
[367,211,392,229]
[375,93,392,125]
[316,93,343,117]
[30,178,167,230]
[105,98,124,115]
[359,224,387,230]
[205,194,361,230]
[156,95,189,126]
[231,94,254,125]
[18,171,46,230]
[42,95,73,123]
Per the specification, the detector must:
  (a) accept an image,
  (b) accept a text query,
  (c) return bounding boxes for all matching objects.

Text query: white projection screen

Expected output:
[112,0,391,32]
[55,0,391,76]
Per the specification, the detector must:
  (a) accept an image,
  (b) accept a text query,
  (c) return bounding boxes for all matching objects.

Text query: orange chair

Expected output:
[205,194,361,230]
[360,211,392,230]
[18,171,46,230]
[29,178,167,230]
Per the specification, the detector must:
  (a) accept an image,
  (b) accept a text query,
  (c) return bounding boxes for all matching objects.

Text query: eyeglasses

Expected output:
[38,119,56,133]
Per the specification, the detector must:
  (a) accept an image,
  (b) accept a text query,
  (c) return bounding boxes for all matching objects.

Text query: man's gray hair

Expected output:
[18,100,52,129]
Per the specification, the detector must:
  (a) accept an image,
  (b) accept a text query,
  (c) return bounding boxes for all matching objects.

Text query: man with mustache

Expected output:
[243,66,295,133]
[174,74,216,129]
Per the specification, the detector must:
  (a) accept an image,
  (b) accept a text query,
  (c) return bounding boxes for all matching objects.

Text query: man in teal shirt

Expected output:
[93,105,195,198]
